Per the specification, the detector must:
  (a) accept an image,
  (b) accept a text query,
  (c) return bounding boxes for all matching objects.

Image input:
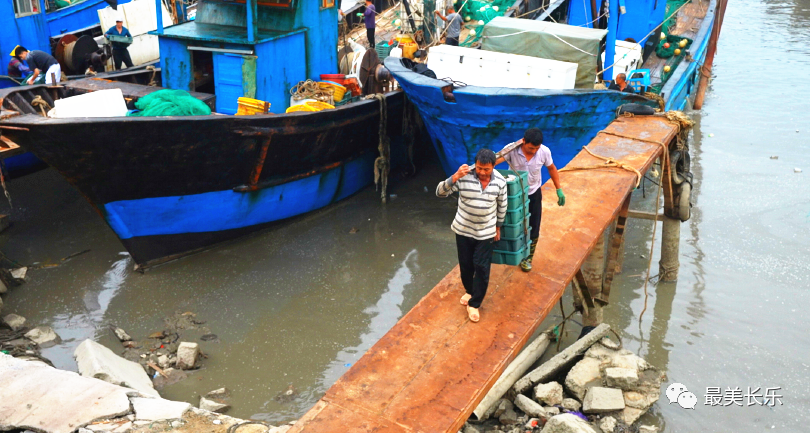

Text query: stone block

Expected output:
[514,394,546,418]
[74,339,158,398]
[598,416,617,433]
[539,413,597,433]
[3,313,25,331]
[199,397,230,413]
[131,397,191,421]
[582,387,625,414]
[24,326,61,348]
[499,408,518,426]
[605,367,638,390]
[561,398,581,412]
[176,342,200,370]
[493,398,513,418]
[534,381,563,406]
[564,357,602,401]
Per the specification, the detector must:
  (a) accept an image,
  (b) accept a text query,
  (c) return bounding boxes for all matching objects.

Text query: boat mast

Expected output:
[603,0,619,82]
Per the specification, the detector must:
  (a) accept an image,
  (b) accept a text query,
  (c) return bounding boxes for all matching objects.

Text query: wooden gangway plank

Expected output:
[291,116,681,433]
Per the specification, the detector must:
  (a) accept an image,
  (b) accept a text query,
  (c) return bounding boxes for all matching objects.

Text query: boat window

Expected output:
[14,0,40,17]
[322,0,335,8]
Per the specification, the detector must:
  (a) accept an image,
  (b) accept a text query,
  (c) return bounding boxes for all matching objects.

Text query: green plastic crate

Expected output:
[492,245,529,266]
[107,34,133,45]
[505,204,529,225]
[507,191,531,209]
[501,220,530,238]
[498,169,529,196]
[494,231,528,252]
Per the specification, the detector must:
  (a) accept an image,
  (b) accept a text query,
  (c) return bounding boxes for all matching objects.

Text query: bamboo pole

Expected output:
[693,0,729,109]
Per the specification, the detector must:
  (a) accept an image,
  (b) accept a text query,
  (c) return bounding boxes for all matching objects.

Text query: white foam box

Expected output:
[601,40,643,78]
[53,89,129,118]
[426,44,578,90]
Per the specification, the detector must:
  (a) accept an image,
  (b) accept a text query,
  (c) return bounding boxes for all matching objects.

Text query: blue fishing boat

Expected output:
[0,0,403,268]
[389,0,721,180]
[0,0,137,176]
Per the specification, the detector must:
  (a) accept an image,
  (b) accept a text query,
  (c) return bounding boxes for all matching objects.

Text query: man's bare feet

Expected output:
[460,294,472,306]
[467,306,480,322]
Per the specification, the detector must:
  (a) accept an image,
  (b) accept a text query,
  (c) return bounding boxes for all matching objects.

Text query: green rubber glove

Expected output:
[556,189,566,206]
[356,12,363,17]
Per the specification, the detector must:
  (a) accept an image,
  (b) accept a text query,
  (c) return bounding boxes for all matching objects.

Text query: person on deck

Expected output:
[16,48,61,85]
[8,46,31,79]
[608,73,635,93]
[436,148,508,323]
[363,0,377,48]
[106,18,134,70]
[495,128,565,272]
[434,7,462,46]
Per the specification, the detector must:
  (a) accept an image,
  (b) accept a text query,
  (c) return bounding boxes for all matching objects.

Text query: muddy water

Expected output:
[1,0,809,429]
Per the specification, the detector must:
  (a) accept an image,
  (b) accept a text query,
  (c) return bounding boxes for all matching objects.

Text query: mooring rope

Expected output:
[31,96,51,117]
[145,65,157,87]
[369,94,390,203]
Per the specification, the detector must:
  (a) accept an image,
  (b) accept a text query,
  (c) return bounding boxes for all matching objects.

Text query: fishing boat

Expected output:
[0,0,405,268]
[388,0,721,180]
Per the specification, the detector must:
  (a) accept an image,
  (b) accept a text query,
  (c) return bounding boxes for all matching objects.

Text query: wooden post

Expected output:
[598,195,631,304]
[660,152,681,281]
[693,0,729,109]
[576,230,606,326]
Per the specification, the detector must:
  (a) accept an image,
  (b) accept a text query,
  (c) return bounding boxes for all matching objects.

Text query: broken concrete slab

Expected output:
[10,267,28,284]
[131,397,191,421]
[514,394,546,419]
[605,367,638,390]
[0,353,131,433]
[113,328,132,342]
[561,398,581,412]
[564,357,602,401]
[534,381,563,406]
[539,413,597,433]
[514,324,610,394]
[3,313,26,331]
[74,339,159,398]
[199,397,230,413]
[24,326,61,348]
[582,387,625,414]
[206,388,229,399]
[176,342,200,370]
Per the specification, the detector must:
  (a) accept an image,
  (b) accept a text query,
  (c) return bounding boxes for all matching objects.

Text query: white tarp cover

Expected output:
[53,89,129,118]
[481,17,607,88]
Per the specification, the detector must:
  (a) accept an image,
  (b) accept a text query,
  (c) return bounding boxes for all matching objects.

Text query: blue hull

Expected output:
[386,58,653,181]
[104,152,376,240]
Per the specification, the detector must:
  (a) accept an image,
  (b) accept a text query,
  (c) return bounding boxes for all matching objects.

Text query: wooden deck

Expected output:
[646,0,711,85]
[290,116,681,433]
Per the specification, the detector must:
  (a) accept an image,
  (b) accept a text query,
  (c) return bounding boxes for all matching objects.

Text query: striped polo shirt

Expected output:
[436,171,508,240]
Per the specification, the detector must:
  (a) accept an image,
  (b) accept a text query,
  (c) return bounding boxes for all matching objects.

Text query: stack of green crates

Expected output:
[493,170,531,265]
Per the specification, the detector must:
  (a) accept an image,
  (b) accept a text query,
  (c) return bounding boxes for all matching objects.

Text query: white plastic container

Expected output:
[601,40,643,78]
[426,45,578,90]
[53,89,129,118]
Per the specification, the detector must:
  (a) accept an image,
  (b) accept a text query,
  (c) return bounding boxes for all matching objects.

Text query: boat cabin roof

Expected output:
[154,22,307,45]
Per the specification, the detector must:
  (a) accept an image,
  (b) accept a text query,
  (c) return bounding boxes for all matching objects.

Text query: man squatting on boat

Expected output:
[436,149,507,323]
[496,128,566,272]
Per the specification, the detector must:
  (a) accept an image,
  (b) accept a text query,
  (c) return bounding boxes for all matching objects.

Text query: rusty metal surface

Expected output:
[291,116,681,433]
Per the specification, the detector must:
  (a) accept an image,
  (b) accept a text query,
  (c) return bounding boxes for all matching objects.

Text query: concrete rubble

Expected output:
[465,333,664,433]
[3,313,26,331]
[24,326,61,348]
[74,339,159,398]
[175,342,200,370]
[0,352,291,433]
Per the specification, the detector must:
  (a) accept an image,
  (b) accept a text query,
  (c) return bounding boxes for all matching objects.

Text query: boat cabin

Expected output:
[153,0,339,114]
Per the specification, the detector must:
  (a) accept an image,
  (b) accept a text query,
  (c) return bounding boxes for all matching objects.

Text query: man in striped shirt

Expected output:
[436,148,508,323]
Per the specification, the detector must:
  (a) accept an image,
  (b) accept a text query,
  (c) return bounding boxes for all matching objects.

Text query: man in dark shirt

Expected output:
[434,7,463,46]
[106,18,134,70]
[17,48,61,85]
[608,73,635,93]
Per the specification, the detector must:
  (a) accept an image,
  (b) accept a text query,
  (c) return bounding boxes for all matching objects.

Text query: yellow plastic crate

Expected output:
[236,97,270,115]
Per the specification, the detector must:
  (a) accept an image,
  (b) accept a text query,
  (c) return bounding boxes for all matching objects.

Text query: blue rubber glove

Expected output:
[556,189,565,206]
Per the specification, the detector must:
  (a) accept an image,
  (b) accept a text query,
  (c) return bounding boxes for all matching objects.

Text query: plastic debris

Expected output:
[708,133,714,137]
[212,420,222,425]
[795,168,803,173]
[770,156,778,159]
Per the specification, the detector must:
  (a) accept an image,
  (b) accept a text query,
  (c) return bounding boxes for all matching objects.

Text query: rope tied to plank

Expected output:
[559,144,645,188]
[146,65,157,87]
[31,96,51,117]
[369,94,390,203]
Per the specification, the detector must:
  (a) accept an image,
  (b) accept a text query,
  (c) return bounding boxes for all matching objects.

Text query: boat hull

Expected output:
[385,58,654,180]
[1,89,404,266]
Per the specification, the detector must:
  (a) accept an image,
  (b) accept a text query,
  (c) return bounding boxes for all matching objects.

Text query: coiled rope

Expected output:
[290,79,335,105]
[31,96,52,117]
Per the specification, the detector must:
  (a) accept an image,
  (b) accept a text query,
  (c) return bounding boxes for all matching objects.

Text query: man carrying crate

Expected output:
[496,128,565,272]
[106,17,134,70]
[436,149,508,323]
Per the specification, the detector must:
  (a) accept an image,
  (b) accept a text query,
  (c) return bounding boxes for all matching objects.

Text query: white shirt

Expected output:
[501,143,554,195]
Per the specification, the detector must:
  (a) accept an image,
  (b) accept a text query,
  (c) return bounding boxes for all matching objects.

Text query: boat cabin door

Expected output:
[212,53,257,115]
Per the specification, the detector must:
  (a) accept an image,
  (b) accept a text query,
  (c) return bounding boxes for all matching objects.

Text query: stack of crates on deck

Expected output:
[492,170,531,265]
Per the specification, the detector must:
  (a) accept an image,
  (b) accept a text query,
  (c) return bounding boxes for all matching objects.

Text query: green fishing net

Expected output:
[128,89,212,117]
[457,0,513,46]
